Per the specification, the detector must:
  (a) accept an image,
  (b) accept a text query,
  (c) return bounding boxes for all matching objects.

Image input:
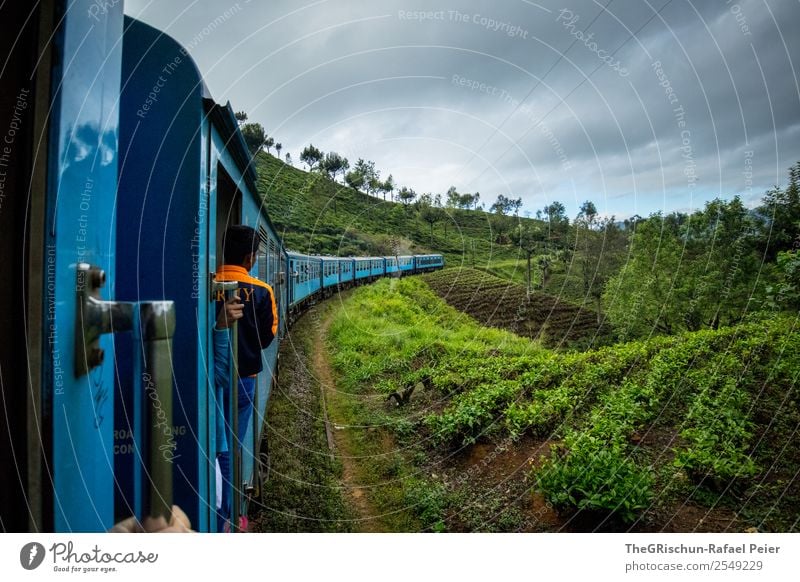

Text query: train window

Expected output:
[258,240,267,282]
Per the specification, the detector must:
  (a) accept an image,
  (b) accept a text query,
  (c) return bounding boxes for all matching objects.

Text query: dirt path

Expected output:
[311,305,384,533]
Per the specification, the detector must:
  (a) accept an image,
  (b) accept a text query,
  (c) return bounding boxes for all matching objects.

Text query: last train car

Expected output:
[116,16,284,531]
[414,254,445,272]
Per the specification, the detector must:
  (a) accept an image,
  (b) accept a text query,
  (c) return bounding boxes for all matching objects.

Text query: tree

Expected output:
[510,222,544,294]
[578,200,598,227]
[321,152,348,181]
[345,158,379,195]
[602,199,761,339]
[368,174,383,197]
[300,144,324,171]
[285,152,292,166]
[473,192,481,210]
[344,170,365,191]
[541,200,569,249]
[543,201,567,223]
[382,174,395,201]
[446,186,460,208]
[264,136,275,154]
[574,213,626,319]
[419,198,443,244]
[756,161,800,260]
[766,250,800,311]
[397,186,416,206]
[458,193,475,209]
[234,111,248,125]
[490,213,512,244]
[275,142,282,158]
[490,194,522,215]
[240,122,266,157]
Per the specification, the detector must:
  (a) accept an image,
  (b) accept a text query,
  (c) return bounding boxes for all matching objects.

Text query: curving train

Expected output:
[0,0,443,532]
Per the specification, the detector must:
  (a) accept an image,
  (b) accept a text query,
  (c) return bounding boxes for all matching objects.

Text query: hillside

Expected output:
[256,152,538,280]
[422,267,612,349]
[323,277,800,532]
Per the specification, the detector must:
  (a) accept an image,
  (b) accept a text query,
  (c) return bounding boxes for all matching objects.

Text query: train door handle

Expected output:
[74,262,176,522]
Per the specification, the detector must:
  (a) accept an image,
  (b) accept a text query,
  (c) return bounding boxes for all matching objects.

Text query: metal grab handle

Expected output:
[139,302,176,522]
[75,263,176,523]
[228,287,241,533]
[210,278,241,532]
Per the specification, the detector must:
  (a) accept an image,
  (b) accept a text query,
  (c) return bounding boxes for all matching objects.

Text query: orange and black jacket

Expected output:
[215,265,278,377]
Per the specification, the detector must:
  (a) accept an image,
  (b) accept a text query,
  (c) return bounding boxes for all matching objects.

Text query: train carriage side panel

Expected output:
[385,256,398,275]
[321,257,338,289]
[370,257,383,278]
[398,255,414,274]
[311,256,322,296]
[118,17,212,530]
[339,257,353,285]
[288,251,315,307]
[354,258,369,281]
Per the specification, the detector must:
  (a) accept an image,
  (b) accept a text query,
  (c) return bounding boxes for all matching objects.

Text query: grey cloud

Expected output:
[125,0,800,219]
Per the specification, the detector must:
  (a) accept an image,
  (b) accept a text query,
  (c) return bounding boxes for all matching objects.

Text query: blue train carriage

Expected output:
[116,15,282,531]
[354,257,372,282]
[288,252,322,312]
[398,255,415,275]
[320,256,340,295]
[414,254,445,273]
[338,257,355,287]
[370,257,387,279]
[385,256,399,276]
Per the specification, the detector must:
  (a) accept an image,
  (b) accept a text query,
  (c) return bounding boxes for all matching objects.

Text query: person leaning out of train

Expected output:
[214,225,278,530]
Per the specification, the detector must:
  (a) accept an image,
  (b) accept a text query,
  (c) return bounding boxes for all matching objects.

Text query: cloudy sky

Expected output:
[124,0,800,219]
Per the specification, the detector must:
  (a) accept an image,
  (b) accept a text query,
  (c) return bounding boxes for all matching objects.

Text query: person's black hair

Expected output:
[222,225,259,265]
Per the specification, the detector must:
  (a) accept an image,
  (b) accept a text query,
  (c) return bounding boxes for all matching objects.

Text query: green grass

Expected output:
[326,276,800,529]
[253,312,353,532]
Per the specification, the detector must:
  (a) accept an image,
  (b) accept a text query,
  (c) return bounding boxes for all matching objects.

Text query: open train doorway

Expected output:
[216,164,242,261]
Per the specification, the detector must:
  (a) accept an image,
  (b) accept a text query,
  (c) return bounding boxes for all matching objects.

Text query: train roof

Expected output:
[123,16,263,228]
[203,98,258,196]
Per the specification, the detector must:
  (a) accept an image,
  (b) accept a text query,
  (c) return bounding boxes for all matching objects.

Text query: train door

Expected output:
[30,1,126,532]
[0,1,50,532]
[0,0,177,532]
